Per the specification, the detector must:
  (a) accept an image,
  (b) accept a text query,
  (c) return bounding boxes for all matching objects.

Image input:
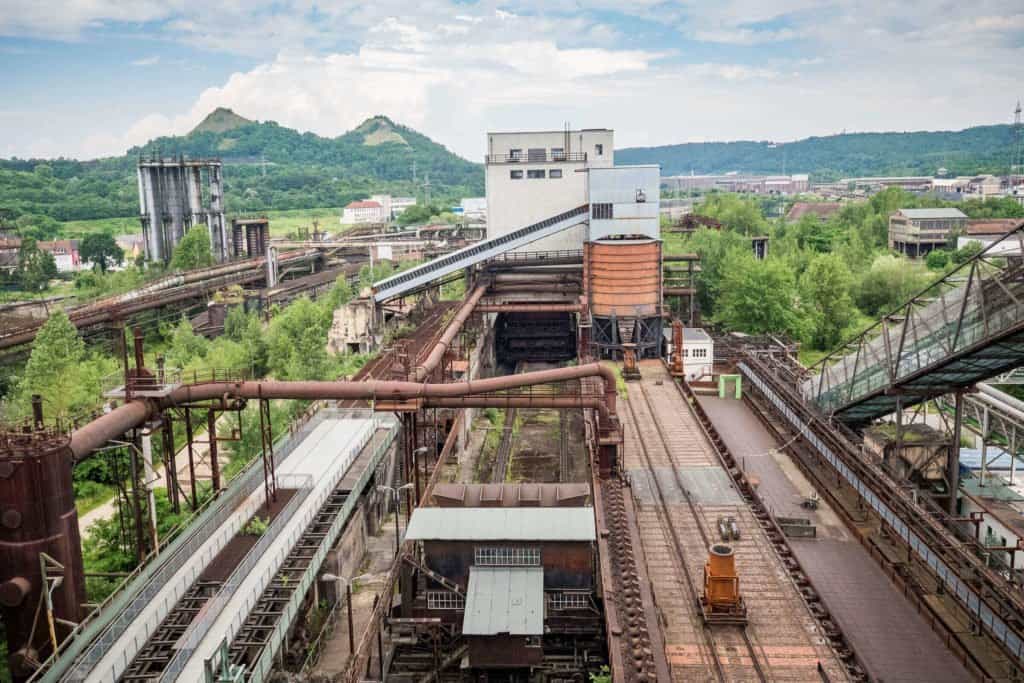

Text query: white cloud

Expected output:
[131,55,160,66]
[1,1,1022,160]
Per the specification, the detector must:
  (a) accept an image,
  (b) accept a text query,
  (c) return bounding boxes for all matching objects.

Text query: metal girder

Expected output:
[372,205,589,302]
[807,223,1024,423]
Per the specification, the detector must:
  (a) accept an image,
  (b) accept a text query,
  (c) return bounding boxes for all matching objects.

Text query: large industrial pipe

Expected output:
[425,396,609,420]
[414,284,488,381]
[477,303,584,313]
[69,363,618,459]
[492,273,581,284]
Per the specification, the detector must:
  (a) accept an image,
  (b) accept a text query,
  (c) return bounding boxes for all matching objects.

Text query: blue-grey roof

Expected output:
[462,567,544,636]
[898,208,967,219]
[405,507,596,541]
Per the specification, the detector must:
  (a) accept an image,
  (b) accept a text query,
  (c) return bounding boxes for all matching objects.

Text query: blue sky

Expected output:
[1,1,1021,160]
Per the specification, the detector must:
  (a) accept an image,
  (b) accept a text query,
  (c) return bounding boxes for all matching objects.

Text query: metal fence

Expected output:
[157,473,314,682]
[204,416,398,683]
[49,410,332,683]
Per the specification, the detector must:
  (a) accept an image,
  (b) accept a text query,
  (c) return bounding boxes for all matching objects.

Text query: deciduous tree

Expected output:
[80,233,124,273]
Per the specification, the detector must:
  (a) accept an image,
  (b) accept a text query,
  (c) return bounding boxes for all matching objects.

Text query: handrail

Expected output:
[202,417,398,682]
[40,409,332,683]
[485,152,588,164]
[157,473,315,681]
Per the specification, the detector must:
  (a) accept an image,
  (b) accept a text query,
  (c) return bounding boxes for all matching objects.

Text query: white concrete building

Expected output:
[664,327,714,380]
[485,128,614,251]
[390,196,417,219]
[460,197,487,221]
[342,199,387,225]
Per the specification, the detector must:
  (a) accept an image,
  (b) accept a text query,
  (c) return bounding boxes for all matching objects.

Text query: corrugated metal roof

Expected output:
[404,507,596,541]
[898,208,967,219]
[462,567,544,636]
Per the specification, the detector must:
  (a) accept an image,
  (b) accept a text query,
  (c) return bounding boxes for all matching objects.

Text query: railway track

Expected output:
[623,375,767,683]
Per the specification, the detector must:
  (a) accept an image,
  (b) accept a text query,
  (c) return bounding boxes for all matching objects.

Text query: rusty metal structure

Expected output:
[137,156,227,264]
[12,171,1024,683]
[0,405,84,680]
[585,239,663,358]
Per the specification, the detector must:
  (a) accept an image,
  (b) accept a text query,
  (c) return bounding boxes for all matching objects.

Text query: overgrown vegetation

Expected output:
[675,189,1021,363]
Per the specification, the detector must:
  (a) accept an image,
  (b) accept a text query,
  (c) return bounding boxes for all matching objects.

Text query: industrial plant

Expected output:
[1,124,1024,683]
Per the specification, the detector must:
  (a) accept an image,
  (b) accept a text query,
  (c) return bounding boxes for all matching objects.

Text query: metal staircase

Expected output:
[373,205,590,302]
[805,224,1024,424]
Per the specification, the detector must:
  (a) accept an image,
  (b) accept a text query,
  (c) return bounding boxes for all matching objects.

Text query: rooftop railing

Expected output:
[485,152,588,164]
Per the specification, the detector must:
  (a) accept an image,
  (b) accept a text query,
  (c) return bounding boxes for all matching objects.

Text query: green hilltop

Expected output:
[618,124,1019,180]
[0,110,483,225]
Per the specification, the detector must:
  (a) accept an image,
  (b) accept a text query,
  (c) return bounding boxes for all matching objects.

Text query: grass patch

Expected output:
[74,480,117,517]
[57,206,351,240]
[600,361,629,398]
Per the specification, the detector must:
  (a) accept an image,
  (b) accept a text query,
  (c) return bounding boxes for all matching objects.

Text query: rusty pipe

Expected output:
[425,396,608,420]
[477,303,584,313]
[488,283,581,293]
[414,283,488,381]
[492,273,581,284]
[69,363,618,459]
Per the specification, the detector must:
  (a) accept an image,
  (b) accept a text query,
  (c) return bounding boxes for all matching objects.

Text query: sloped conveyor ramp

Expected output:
[373,204,589,302]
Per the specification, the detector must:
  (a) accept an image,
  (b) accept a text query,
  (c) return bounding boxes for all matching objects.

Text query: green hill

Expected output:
[190,107,254,135]
[0,111,484,226]
[618,124,1018,180]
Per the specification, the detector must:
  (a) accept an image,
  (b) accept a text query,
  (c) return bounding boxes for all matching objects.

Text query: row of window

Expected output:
[591,203,613,220]
[683,348,709,358]
[426,590,465,610]
[426,590,591,611]
[509,169,563,180]
[506,144,602,159]
[475,546,541,566]
[548,592,590,610]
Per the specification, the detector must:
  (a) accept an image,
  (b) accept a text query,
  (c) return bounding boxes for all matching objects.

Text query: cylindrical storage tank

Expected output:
[0,443,85,679]
[587,239,662,317]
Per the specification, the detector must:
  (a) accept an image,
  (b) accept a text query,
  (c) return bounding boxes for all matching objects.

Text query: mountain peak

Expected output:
[355,115,408,146]
[190,107,254,135]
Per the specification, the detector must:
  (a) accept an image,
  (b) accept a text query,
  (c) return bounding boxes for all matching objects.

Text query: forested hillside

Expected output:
[619,124,1018,179]
[0,110,483,226]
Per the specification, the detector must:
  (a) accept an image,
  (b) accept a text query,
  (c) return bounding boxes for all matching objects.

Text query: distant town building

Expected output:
[341,199,387,225]
[460,197,487,221]
[663,173,809,195]
[0,238,20,274]
[785,202,842,223]
[115,234,144,261]
[388,196,417,219]
[957,219,1024,255]
[38,240,81,272]
[888,208,968,257]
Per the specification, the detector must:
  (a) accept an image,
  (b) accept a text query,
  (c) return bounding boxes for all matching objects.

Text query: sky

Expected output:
[0,1,1022,161]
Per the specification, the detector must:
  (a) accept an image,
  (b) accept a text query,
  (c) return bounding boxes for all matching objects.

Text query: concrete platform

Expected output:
[697,393,970,683]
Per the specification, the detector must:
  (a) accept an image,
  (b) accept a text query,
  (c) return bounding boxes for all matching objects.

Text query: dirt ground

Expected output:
[310,515,398,680]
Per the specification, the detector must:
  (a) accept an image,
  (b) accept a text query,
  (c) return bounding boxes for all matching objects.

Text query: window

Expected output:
[528,148,546,162]
[427,591,465,610]
[527,169,546,179]
[591,203,613,219]
[510,170,523,180]
[509,148,522,161]
[548,592,590,610]
[549,169,563,179]
[475,546,541,566]
[595,143,604,156]
[551,147,566,161]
